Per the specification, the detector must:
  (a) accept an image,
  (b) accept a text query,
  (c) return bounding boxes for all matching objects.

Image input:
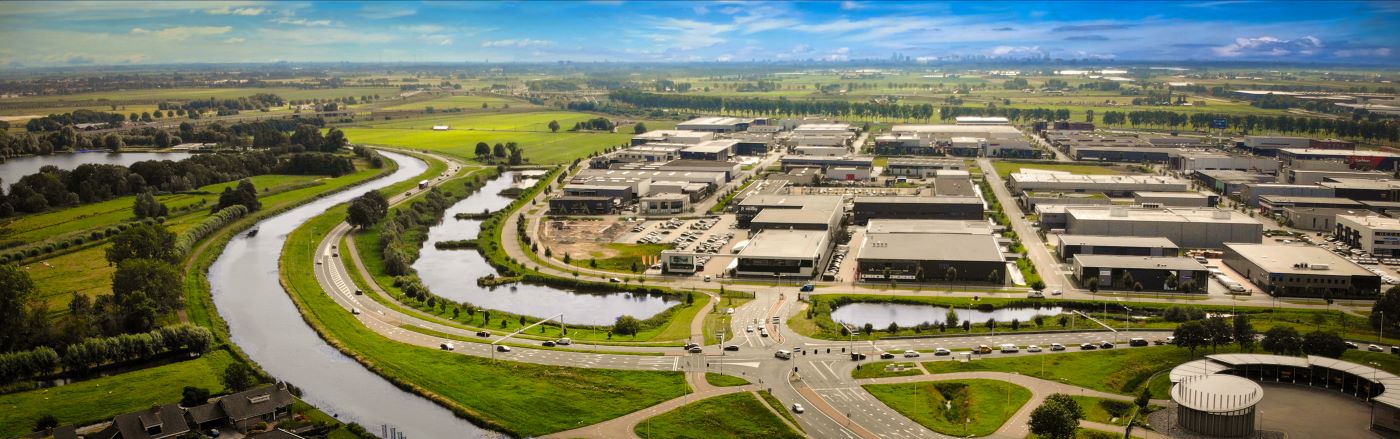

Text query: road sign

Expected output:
[1210,118,1229,129]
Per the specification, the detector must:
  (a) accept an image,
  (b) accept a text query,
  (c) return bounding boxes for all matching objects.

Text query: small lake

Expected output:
[0,151,194,183]
[411,171,676,325]
[831,302,1065,328]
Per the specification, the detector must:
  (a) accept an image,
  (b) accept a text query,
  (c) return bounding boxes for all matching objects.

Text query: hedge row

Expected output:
[0,324,212,385]
[175,205,249,257]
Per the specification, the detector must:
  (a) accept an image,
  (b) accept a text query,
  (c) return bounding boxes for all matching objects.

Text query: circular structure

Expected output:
[1172,374,1263,437]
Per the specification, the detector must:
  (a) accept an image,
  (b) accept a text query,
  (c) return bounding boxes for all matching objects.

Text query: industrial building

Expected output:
[873,124,1024,156]
[1320,178,1400,202]
[1238,183,1334,206]
[733,229,830,278]
[1287,169,1391,185]
[735,194,843,225]
[639,193,690,215]
[1056,235,1180,260]
[1021,192,1111,211]
[1277,148,1400,171]
[1008,172,1189,196]
[676,116,751,133]
[678,139,739,161]
[855,232,1006,284]
[1064,206,1263,249]
[548,196,616,215]
[954,116,1010,125]
[865,219,996,235]
[1133,191,1215,207]
[1194,170,1276,196]
[1280,207,1373,232]
[884,158,965,178]
[779,156,874,172]
[1170,151,1279,173]
[1257,195,1364,214]
[749,196,843,233]
[630,130,713,145]
[1336,214,1400,257]
[1221,243,1381,297]
[852,196,984,224]
[1072,254,1209,292]
[1242,136,1355,156]
[1068,146,1174,163]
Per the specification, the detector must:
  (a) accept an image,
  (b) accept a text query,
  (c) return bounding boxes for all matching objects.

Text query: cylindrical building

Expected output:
[1172,374,1263,437]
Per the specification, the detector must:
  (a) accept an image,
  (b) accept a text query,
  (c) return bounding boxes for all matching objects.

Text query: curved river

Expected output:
[208,151,497,438]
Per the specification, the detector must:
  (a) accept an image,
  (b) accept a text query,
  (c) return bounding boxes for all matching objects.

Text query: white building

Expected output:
[1336,214,1400,257]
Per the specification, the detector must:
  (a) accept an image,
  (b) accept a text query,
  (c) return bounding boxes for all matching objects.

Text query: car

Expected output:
[880,352,896,359]
[476,331,490,337]
[1100,341,1115,349]
[850,352,867,361]
[1166,336,1176,345]
[1050,343,1066,351]
[1080,343,1098,350]
[207,429,221,437]
[440,343,455,351]
[775,350,792,359]
[688,346,703,353]
[1346,341,1360,349]
[760,330,769,338]
[609,277,622,283]
[1027,345,1042,353]
[746,325,754,333]
[495,345,511,352]
[1028,291,1045,299]
[1000,344,1019,353]
[704,275,712,282]
[724,345,740,351]
[1129,338,1149,347]
[791,403,805,414]
[684,342,699,350]
[1371,344,1385,352]
[975,345,993,354]
[903,350,920,358]
[350,308,360,315]
[800,283,815,292]
[1051,289,1063,296]
[556,338,572,345]
[354,289,364,295]
[934,348,951,356]
[542,341,556,347]
[332,253,339,257]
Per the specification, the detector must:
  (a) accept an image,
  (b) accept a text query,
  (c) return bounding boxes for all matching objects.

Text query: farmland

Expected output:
[338,110,643,164]
[379,94,520,111]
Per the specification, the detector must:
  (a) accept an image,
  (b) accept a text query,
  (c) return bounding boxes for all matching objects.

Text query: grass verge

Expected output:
[633,392,802,439]
[863,379,1031,437]
[852,361,925,379]
[705,373,750,387]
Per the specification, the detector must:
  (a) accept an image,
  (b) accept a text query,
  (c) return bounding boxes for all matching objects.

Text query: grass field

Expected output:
[0,350,235,439]
[380,95,519,111]
[284,201,690,437]
[633,392,803,439]
[705,373,750,387]
[990,161,1124,178]
[567,243,672,274]
[3,86,404,106]
[340,127,630,165]
[923,346,1219,399]
[853,361,924,379]
[1027,429,1123,439]
[863,379,1031,437]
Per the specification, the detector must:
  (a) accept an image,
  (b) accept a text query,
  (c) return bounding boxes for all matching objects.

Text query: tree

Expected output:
[181,386,211,407]
[1173,321,1210,357]
[887,322,900,333]
[1260,326,1303,355]
[508,147,524,166]
[614,315,641,337]
[548,120,560,133]
[945,308,959,328]
[1233,314,1256,352]
[103,134,124,152]
[1031,280,1046,291]
[222,362,256,391]
[132,192,168,219]
[112,258,183,312]
[1028,393,1083,439]
[1119,271,1135,290]
[33,414,59,432]
[1135,388,1151,410]
[106,223,179,265]
[1302,331,1348,358]
[1372,286,1400,334]
[634,122,648,134]
[0,265,37,352]
[1202,317,1232,352]
[347,191,389,228]
[474,142,491,159]
[945,266,958,283]
[493,143,506,158]
[1086,277,1099,293]
[217,179,261,212]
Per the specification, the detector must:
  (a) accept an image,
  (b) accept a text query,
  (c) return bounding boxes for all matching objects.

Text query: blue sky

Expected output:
[0,1,1396,67]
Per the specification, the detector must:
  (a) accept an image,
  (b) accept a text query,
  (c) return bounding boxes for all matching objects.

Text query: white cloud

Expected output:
[988,45,1044,57]
[1214,35,1322,57]
[271,17,334,26]
[130,26,234,40]
[224,37,246,43]
[207,6,264,16]
[646,18,736,50]
[400,24,446,34]
[693,5,709,15]
[359,5,417,19]
[822,47,850,61]
[841,1,864,10]
[481,38,554,48]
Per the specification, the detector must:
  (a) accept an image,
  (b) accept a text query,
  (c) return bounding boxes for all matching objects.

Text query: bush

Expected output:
[1099,399,1134,418]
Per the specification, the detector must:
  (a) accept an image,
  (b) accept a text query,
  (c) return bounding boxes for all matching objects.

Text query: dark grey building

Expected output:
[852,196,983,224]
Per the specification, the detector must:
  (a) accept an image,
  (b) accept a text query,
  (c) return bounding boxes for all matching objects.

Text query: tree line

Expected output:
[0,324,212,386]
[608,89,939,120]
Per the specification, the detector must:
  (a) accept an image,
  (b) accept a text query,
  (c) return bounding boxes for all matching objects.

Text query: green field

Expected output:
[0,350,236,438]
[923,346,1212,399]
[991,161,1125,178]
[705,373,751,387]
[1070,395,1147,426]
[380,95,519,111]
[863,379,1031,437]
[284,198,690,437]
[633,392,803,439]
[341,127,630,165]
[852,361,925,379]
[567,243,673,274]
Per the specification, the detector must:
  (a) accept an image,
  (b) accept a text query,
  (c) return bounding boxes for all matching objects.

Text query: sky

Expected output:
[0,0,1397,68]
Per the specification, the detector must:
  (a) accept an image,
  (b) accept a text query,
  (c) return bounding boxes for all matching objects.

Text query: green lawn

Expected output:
[380,95,520,111]
[991,162,1123,178]
[567,243,673,274]
[705,373,751,387]
[0,350,236,438]
[1070,396,1140,426]
[283,199,690,437]
[1026,429,1123,439]
[852,361,925,379]
[633,392,802,439]
[923,346,1219,399]
[340,127,631,165]
[863,379,1032,437]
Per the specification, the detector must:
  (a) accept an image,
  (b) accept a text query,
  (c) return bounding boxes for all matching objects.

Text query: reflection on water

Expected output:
[0,151,194,182]
[831,302,1064,328]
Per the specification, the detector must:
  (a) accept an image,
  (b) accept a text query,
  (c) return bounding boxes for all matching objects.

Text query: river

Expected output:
[411,171,676,325]
[208,151,497,438]
[0,151,193,183]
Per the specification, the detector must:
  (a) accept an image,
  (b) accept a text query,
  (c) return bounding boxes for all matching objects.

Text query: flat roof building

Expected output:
[548,195,616,215]
[678,139,739,161]
[1056,235,1181,260]
[1170,151,1279,173]
[1065,206,1263,249]
[885,158,966,178]
[1280,207,1374,232]
[1257,195,1364,214]
[1072,255,1209,292]
[865,219,995,235]
[1239,183,1334,206]
[955,116,1010,125]
[1194,170,1276,196]
[1336,214,1400,258]
[856,232,1007,284]
[1278,148,1400,171]
[676,116,752,133]
[735,194,843,225]
[852,195,984,224]
[631,129,713,145]
[734,229,830,278]
[1320,178,1400,202]
[780,156,874,172]
[1221,243,1381,297]
[1008,172,1189,196]
[1134,191,1215,207]
[1287,169,1391,185]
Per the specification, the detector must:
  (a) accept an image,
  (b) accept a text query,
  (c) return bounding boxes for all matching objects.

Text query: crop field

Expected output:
[340,122,633,165]
[380,95,520,111]
[358,110,609,132]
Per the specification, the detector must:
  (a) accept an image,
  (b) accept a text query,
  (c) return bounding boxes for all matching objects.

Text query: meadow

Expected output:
[633,392,802,439]
[379,95,519,111]
[340,126,632,165]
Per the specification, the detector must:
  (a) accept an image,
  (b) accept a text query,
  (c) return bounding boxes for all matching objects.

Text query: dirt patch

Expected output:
[540,218,637,258]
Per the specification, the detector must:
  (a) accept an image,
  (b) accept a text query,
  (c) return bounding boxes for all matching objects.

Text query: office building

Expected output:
[1008,172,1189,196]
[630,130,713,145]
[734,229,830,278]
[1336,214,1400,257]
[676,116,751,133]
[884,158,966,178]
[1280,207,1374,232]
[1238,183,1334,206]
[1320,178,1400,202]
[855,232,1006,284]
[1056,235,1180,260]
[1221,243,1381,297]
[852,196,984,224]
[1134,191,1215,207]
[1065,206,1263,249]
[1072,255,1209,292]
[1278,148,1400,171]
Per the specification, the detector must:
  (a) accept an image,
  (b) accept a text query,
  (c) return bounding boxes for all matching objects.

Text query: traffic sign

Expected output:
[1210,118,1228,129]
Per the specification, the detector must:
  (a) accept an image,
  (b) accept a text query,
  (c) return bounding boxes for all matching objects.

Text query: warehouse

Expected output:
[1169,151,1279,173]
[1064,206,1263,249]
[1072,255,1209,292]
[1241,136,1313,156]
[1008,172,1189,196]
[855,232,1006,284]
[1056,235,1180,260]
[735,194,842,225]
[1335,214,1400,257]
[852,196,984,224]
[1287,169,1391,185]
[884,158,965,178]
[1193,170,1275,196]
[749,197,843,233]
[872,133,940,156]
[1257,195,1364,214]
[1280,207,1373,232]
[865,219,995,235]
[1022,192,1111,211]
[548,196,616,215]
[678,140,738,161]
[676,116,751,133]
[887,124,1024,141]
[1133,191,1215,207]
[1221,243,1381,298]
[1239,183,1335,206]
[984,140,1043,158]
[631,129,713,145]
[1069,146,1174,163]
[1277,148,1400,171]
[780,156,874,172]
[561,184,634,200]
[934,171,976,196]
[733,229,830,278]
[1320,178,1400,202]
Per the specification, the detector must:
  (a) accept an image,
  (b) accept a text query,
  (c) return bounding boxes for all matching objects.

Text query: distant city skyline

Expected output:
[0,0,1397,68]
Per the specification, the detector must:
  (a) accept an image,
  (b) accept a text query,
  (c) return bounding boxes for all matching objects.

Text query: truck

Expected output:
[418,180,430,189]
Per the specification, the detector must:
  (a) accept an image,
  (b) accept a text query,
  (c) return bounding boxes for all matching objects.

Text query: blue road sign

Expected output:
[1211,118,1229,129]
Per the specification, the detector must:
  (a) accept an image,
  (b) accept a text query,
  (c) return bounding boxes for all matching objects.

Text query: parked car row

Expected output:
[692,232,734,254]
[822,244,849,280]
[689,217,720,230]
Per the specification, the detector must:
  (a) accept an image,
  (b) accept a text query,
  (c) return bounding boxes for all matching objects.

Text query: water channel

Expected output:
[208,151,497,438]
[0,151,193,182]
[411,171,676,325]
[831,302,1065,328]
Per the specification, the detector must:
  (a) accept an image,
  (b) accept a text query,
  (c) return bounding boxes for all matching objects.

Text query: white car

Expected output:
[791,403,805,414]
[933,348,951,356]
[746,325,754,333]
[903,350,920,358]
[1050,343,1066,351]
[1027,345,1042,353]
[1051,290,1063,296]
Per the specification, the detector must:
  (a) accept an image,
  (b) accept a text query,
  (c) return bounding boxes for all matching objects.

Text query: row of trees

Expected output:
[609,89,940,121]
[1172,315,1351,359]
[471,141,526,165]
[0,324,212,385]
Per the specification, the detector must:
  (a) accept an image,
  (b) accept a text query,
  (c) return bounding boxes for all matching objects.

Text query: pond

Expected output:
[831,302,1065,328]
[0,151,193,183]
[411,171,676,326]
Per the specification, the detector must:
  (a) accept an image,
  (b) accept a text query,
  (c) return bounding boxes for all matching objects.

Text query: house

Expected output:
[189,383,296,433]
[92,404,189,439]
[23,426,79,439]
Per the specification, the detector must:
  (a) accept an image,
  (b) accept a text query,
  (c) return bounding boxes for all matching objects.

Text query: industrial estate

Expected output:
[2,1,1400,439]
